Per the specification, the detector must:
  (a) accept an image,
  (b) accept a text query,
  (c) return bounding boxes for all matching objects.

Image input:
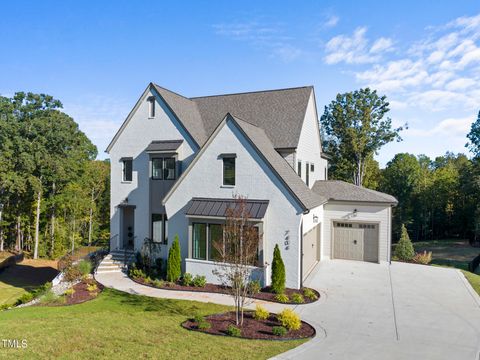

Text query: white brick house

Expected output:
[106,83,397,289]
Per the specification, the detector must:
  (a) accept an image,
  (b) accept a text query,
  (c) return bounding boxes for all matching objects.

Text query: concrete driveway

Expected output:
[274,260,480,360]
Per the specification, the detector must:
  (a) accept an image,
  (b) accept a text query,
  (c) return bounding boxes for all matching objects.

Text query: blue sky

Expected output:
[1,1,479,166]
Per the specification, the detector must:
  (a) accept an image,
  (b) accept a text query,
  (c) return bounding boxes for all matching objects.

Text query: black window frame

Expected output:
[151,214,168,244]
[151,157,176,180]
[306,162,310,187]
[222,156,236,186]
[297,160,302,176]
[147,96,155,118]
[122,159,133,182]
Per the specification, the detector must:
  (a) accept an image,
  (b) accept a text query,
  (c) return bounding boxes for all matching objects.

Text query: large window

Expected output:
[122,159,132,182]
[152,214,168,244]
[192,223,207,260]
[152,157,176,180]
[223,157,235,186]
[192,222,260,264]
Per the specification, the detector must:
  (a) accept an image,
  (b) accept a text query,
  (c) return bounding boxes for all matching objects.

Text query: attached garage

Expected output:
[302,224,321,280]
[333,222,379,262]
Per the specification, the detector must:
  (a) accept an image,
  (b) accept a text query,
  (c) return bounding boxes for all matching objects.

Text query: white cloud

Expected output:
[324,27,393,64]
[324,15,339,28]
[370,37,394,53]
[445,77,476,91]
[409,116,473,137]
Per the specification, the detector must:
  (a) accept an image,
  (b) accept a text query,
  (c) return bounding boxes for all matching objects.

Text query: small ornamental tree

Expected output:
[271,244,286,294]
[166,235,181,282]
[212,195,261,326]
[394,224,415,261]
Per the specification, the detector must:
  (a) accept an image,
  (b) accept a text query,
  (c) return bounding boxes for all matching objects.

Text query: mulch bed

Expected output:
[64,280,104,305]
[132,277,320,305]
[182,311,315,340]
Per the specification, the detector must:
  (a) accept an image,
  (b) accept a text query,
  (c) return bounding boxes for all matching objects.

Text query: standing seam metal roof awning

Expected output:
[145,140,183,152]
[185,198,269,219]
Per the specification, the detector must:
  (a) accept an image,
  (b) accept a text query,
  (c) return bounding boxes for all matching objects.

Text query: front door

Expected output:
[302,224,321,280]
[122,206,135,249]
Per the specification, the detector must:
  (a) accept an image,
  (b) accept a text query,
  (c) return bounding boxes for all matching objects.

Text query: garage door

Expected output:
[303,224,321,279]
[333,222,379,262]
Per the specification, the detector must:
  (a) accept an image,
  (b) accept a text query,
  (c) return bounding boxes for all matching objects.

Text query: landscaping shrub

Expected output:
[152,279,164,288]
[271,244,286,294]
[272,326,288,336]
[143,277,153,285]
[394,224,415,261]
[274,293,289,303]
[303,288,318,301]
[192,275,207,287]
[247,280,261,294]
[63,264,83,282]
[166,235,181,282]
[86,283,98,292]
[64,288,75,297]
[181,273,193,286]
[40,290,65,305]
[226,325,242,337]
[291,293,304,304]
[130,267,146,280]
[77,259,93,277]
[253,305,269,320]
[15,292,34,305]
[277,309,301,331]
[413,251,432,265]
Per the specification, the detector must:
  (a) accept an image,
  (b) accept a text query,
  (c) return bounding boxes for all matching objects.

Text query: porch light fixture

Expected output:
[313,215,319,223]
[353,209,358,216]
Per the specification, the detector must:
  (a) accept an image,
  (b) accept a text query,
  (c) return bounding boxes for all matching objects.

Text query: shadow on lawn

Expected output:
[0,263,58,291]
[430,259,469,271]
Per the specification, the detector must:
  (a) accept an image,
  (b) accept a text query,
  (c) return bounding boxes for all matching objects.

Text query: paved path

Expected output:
[95,260,480,360]
[95,270,293,313]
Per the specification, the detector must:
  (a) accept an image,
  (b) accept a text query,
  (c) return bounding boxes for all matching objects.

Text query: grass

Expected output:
[0,259,58,305]
[412,239,479,272]
[461,270,480,296]
[0,288,306,359]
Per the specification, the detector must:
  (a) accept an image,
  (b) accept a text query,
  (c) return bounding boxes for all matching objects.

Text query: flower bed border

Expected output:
[129,276,320,305]
[181,311,316,341]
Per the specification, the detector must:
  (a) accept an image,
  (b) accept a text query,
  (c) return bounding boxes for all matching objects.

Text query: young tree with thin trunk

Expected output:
[212,196,260,326]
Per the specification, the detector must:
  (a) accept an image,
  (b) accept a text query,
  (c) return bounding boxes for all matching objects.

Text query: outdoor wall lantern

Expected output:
[313,215,319,223]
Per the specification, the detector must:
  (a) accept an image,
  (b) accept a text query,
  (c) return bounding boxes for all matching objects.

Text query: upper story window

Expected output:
[147,96,155,118]
[122,159,133,182]
[310,163,314,172]
[222,156,236,186]
[152,157,176,180]
[297,160,302,177]
[306,162,310,187]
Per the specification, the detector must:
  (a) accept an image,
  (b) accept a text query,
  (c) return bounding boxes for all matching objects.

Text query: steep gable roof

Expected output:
[312,180,398,205]
[191,86,313,148]
[163,113,326,211]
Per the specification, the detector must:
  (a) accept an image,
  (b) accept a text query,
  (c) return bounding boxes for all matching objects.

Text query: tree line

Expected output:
[321,89,480,242]
[0,92,110,259]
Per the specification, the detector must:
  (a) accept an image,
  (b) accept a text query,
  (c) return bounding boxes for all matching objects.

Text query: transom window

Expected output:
[222,157,235,186]
[152,214,168,244]
[152,157,176,180]
[122,159,133,182]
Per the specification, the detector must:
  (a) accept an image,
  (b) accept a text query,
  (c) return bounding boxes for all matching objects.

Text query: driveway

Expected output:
[274,260,480,360]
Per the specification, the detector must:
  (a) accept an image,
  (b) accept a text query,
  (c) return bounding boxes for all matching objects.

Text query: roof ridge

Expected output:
[189,85,313,100]
[152,83,193,101]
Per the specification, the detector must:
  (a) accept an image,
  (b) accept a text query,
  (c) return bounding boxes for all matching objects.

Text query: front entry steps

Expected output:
[96,249,135,274]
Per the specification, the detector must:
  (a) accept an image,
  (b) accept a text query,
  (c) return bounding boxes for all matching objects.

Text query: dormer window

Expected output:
[147,96,155,118]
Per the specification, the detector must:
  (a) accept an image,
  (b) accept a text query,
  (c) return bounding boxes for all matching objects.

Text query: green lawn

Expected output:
[0,259,58,305]
[461,270,480,296]
[0,288,306,359]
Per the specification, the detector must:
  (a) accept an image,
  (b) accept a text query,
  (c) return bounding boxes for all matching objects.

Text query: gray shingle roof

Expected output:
[232,115,327,210]
[152,85,207,146]
[191,87,313,148]
[312,180,398,205]
[145,140,183,152]
[186,198,269,219]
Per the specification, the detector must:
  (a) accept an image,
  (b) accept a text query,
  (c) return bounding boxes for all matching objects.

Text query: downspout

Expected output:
[300,219,304,289]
